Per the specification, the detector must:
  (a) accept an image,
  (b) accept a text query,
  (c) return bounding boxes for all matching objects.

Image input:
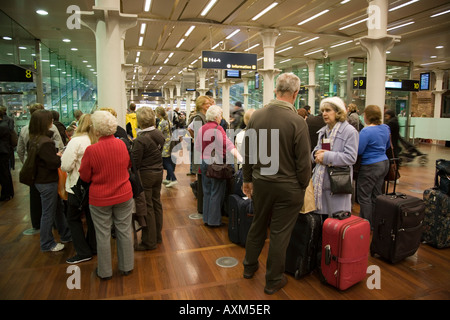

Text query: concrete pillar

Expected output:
[175,82,182,111]
[81,0,137,128]
[219,78,233,122]
[169,85,175,109]
[305,60,317,114]
[433,69,445,118]
[197,69,208,96]
[259,29,280,106]
[356,0,400,118]
[242,77,250,110]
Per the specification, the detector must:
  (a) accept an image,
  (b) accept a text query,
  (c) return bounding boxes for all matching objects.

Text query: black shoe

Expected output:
[243,263,259,279]
[66,255,92,264]
[119,269,133,276]
[264,275,288,295]
[95,268,112,280]
[135,244,157,251]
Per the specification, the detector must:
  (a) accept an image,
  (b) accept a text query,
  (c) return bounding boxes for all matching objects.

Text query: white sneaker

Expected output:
[51,243,65,252]
[162,179,171,185]
[166,180,178,188]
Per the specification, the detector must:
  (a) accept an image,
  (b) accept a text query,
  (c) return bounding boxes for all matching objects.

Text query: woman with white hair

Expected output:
[195,105,242,227]
[311,97,359,220]
[79,110,134,280]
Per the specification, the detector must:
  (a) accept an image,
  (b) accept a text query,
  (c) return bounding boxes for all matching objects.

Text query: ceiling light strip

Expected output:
[298,37,319,46]
[330,40,353,48]
[252,2,278,21]
[304,48,324,56]
[339,18,368,30]
[226,29,240,39]
[388,0,419,12]
[430,9,450,17]
[276,46,293,54]
[298,9,329,26]
[387,21,414,31]
[144,0,151,12]
[201,0,218,16]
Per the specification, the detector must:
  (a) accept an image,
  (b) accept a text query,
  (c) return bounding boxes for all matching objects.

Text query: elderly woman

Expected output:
[195,105,242,227]
[357,105,390,226]
[311,97,359,220]
[61,114,97,264]
[131,107,165,250]
[79,110,134,280]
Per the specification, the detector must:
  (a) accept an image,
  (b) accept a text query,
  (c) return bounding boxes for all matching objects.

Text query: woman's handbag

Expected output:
[385,135,400,182]
[58,168,68,200]
[205,124,234,180]
[327,166,352,194]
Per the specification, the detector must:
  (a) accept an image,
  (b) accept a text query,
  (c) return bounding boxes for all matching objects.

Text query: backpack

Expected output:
[19,137,40,186]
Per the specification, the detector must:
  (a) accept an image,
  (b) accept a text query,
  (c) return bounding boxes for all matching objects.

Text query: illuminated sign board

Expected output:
[225,69,241,78]
[420,72,430,91]
[202,51,257,71]
[0,65,34,82]
[353,77,419,91]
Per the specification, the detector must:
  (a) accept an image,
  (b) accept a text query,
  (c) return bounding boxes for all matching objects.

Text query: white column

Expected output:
[169,85,175,109]
[175,82,182,111]
[80,0,137,128]
[219,78,233,122]
[259,29,280,106]
[242,77,250,110]
[356,0,400,118]
[197,69,208,96]
[306,60,317,114]
[433,69,445,118]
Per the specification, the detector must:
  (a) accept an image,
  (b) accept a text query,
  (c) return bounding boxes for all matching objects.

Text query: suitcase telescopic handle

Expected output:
[331,211,351,220]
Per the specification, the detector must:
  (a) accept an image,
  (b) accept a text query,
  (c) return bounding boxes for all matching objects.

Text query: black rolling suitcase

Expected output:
[285,213,321,279]
[228,194,254,246]
[371,192,425,263]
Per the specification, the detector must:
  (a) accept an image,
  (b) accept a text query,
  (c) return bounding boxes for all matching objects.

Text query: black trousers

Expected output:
[67,193,96,257]
[0,154,14,199]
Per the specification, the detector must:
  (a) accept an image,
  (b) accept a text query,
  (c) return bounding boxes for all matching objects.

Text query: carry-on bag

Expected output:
[285,212,322,279]
[228,194,254,246]
[422,188,450,248]
[371,193,425,263]
[321,211,370,290]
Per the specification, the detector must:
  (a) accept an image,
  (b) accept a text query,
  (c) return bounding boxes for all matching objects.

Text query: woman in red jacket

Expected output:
[79,110,134,280]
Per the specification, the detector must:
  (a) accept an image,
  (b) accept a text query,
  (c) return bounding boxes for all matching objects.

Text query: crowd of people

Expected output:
[0,72,400,293]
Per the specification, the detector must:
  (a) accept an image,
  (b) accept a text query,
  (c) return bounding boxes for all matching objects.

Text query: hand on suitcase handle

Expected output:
[243,182,253,199]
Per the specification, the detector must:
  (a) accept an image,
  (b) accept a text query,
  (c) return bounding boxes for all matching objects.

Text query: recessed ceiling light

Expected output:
[36,10,48,15]
[389,0,419,12]
[71,48,78,51]
[430,56,437,59]
[430,9,450,18]
[18,46,27,50]
[298,37,319,46]
[144,0,151,12]
[3,36,12,40]
[436,45,444,49]
[62,39,71,43]
[387,21,414,31]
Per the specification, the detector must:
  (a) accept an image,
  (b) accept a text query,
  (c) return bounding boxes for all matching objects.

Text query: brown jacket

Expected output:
[34,134,61,184]
[243,99,311,189]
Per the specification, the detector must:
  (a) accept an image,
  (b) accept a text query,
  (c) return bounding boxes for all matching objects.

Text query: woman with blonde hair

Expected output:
[61,114,98,264]
[156,106,178,188]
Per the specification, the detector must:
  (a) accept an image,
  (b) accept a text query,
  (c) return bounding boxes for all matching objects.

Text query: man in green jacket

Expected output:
[242,72,311,295]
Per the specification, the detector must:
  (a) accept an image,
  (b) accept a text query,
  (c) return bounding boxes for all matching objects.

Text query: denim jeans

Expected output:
[201,161,226,226]
[163,156,177,181]
[35,182,71,251]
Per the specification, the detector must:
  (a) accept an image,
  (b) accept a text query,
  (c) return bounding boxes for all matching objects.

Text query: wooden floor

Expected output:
[0,143,449,301]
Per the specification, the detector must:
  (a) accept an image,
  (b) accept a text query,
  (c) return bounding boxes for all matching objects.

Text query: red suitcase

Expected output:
[321,211,371,290]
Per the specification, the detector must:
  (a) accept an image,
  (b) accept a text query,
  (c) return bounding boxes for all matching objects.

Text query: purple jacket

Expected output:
[311,121,359,215]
